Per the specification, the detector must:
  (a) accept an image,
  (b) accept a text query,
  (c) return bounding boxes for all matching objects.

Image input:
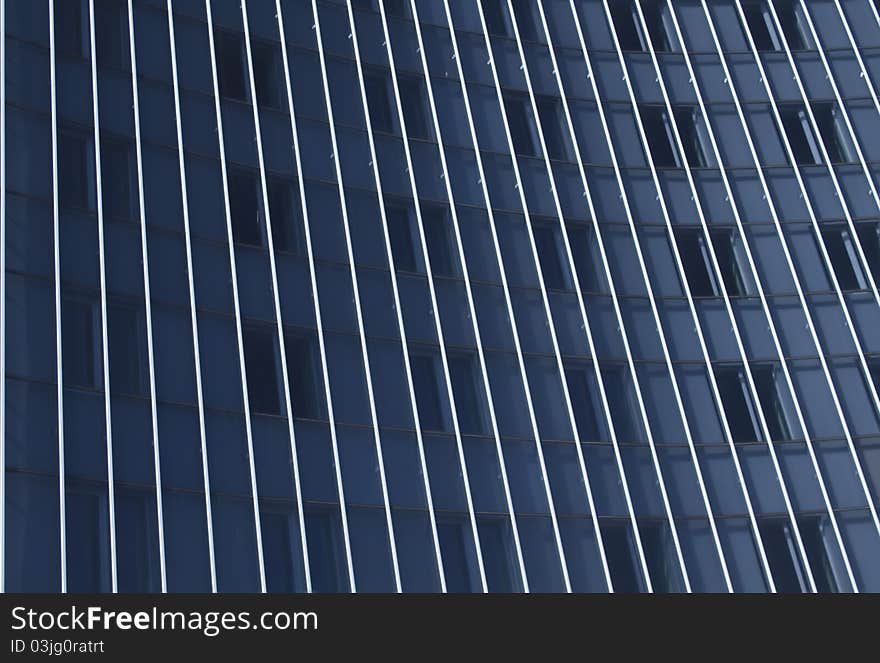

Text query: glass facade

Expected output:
[2,0,880,594]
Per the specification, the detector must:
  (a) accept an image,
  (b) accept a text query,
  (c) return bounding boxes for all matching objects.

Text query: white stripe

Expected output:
[126,0,167,593]
[48,0,67,594]
[87,0,119,593]
[166,0,217,592]
[204,0,266,593]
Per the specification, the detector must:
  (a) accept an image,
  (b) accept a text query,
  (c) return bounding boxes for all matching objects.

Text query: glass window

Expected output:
[740,1,782,51]
[639,0,680,52]
[774,0,814,50]
[503,92,538,157]
[60,128,94,211]
[563,361,603,442]
[229,168,263,246]
[799,515,848,593]
[482,0,512,37]
[108,302,144,397]
[95,0,127,70]
[448,352,487,435]
[856,223,879,286]
[758,517,810,593]
[304,505,348,592]
[365,70,394,134]
[822,226,868,291]
[536,96,571,161]
[57,0,87,59]
[285,330,325,420]
[386,200,419,272]
[609,0,644,51]
[268,177,304,254]
[410,351,447,432]
[420,202,457,277]
[399,75,431,140]
[811,103,856,164]
[600,520,645,592]
[676,228,754,297]
[243,325,281,416]
[640,106,679,168]
[216,31,247,102]
[714,364,762,442]
[779,105,823,165]
[62,296,99,390]
[100,138,135,221]
[673,107,714,168]
[534,221,571,290]
[602,364,645,443]
[252,41,281,110]
[751,363,795,441]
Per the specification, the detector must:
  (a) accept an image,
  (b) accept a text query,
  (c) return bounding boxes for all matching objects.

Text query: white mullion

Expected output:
[311,0,407,592]
[732,0,880,541]
[204,0,266,593]
[408,0,530,592]
[663,0,859,592]
[635,0,839,594]
[580,0,776,591]
[166,0,217,593]
[441,0,570,592]
[514,0,690,592]
[545,0,734,594]
[868,0,880,28]
[375,0,486,593]
[798,0,880,420]
[273,0,317,594]
[298,0,403,593]
[543,0,733,592]
[87,0,118,593]
[48,0,67,594]
[127,0,167,593]
[242,0,339,595]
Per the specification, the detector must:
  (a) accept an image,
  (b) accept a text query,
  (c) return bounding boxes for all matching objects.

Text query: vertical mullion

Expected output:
[309,0,396,592]
[833,0,880,118]
[166,0,217,593]
[407,0,530,592]
[510,0,690,592]
[203,0,266,593]
[572,0,776,591]
[278,0,403,593]
[271,0,316,592]
[441,0,570,592]
[607,0,810,591]
[374,0,487,593]
[48,0,67,594]
[240,0,328,594]
[87,0,119,593]
[663,0,859,592]
[127,0,167,593]
[732,0,880,541]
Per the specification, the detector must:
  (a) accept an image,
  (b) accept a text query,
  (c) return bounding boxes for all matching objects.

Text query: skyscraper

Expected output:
[3,0,880,593]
